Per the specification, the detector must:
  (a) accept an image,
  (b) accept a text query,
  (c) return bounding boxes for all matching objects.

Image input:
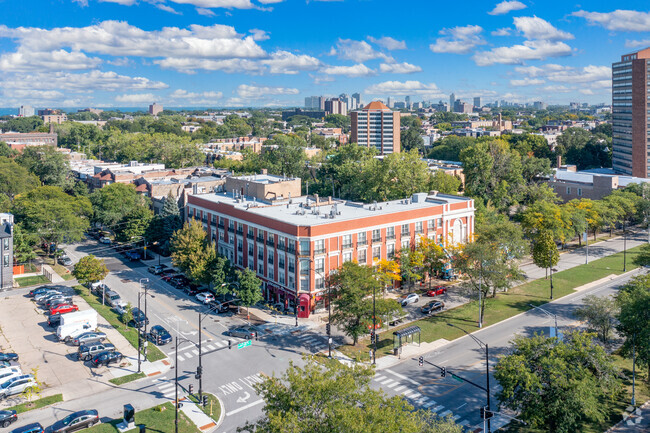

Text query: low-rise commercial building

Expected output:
[0,132,58,151]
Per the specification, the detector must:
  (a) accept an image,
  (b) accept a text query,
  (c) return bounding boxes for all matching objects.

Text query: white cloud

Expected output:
[379,62,422,74]
[156,3,181,14]
[491,28,511,36]
[107,57,133,67]
[572,10,650,32]
[195,7,216,15]
[368,36,407,50]
[263,51,321,74]
[488,1,526,15]
[514,16,573,40]
[1,89,65,100]
[430,25,485,54]
[515,64,611,83]
[473,40,572,66]
[365,80,444,97]
[0,49,101,72]
[115,93,156,103]
[99,0,136,5]
[626,39,650,48]
[321,63,375,77]
[236,84,299,99]
[249,29,270,41]
[170,89,223,99]
[510,78,545,86]
[167,0,256,9]
[330,39,389,62]
[542,84,571,93]
[2,70,168,93]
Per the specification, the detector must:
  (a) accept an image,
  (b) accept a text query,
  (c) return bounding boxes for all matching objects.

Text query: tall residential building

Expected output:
[350,101,400,154]
[0,213,14,291]
[324,98,347,116]
[149,103,163,116]
[352,92,361,108]
[305,96,321,110]
[612,47,650,177]
[405,96,411,109]
[19,105,34,117]
[386,97,393,108]
[449,93,455,108]
[473,97,482,108]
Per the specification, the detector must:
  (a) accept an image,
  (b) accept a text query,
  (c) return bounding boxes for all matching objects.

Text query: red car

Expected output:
[50,304,79,315]
[426,286,448,297]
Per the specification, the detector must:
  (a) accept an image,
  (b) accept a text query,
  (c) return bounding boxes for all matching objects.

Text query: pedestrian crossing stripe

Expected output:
[386,381,398,388]
[393,385,406,392]
[439,409,452,418]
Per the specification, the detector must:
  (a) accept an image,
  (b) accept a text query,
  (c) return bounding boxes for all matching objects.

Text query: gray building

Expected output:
[473,97,482,108]
[0,213,14,291]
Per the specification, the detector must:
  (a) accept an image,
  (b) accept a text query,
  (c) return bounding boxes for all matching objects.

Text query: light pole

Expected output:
[372,283,376,365]
[623,219,627,272]
[632,331,636,406]
[529,304,558,337]
[137,278,151,373]
[448,323,491,433]
[549,248,554,300]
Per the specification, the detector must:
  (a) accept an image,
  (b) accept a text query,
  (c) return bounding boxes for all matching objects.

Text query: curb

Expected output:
[214,393,226,431]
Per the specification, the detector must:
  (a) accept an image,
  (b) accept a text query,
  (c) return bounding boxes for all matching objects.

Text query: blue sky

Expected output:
[0,0,649,108]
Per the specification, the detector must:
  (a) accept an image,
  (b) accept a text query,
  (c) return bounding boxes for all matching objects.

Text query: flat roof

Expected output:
[190,192,472,226]
[554,169,649,187]
[230,174,299,185]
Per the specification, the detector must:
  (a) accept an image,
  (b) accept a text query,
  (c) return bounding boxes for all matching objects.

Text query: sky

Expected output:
[0,0,649,109]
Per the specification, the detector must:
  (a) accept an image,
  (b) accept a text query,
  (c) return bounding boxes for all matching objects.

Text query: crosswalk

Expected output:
[153,376,184,400]
[294,332,328,353]
[168,338,239,361]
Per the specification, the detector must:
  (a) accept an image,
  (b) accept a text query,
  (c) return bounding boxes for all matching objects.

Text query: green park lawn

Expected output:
[85,403,199,433]
[8,394,63,414]
[15,275,50,287]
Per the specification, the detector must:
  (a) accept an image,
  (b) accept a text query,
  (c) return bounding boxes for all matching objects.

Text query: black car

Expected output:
[44,297,72,310]
[129,308,149,328]
[420,301,445,315]
[180,284,200,296]
[50,410,99,432]
[0,353,18,363]
[207,300,229,313]
[77,343,115,361]
[9,423,43,433]
[91,351,123,367]
[147,325,172,346]
[47,313,62,328]
[0,410,17,428]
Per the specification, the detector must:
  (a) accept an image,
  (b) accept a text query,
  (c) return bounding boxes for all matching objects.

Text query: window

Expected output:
[238,255,243,266]
[288,275,295,289]
[402,239,410,250]
[386,226,395,240]
[372,246,381,261]
[315,258,325,273]
[358,231,367,245]
[248,244,254,256]
[315,277,324,290]
[437,234,443,243]
[387,244,395,259]
[237,239,243,252]
[300,259,310,275]
[289,257,295,273]
[3,238,8,250]
[437,218,443,228]
[279,255,285,269]
[300,276,309,292]
[279,272,285,285]
[415,221,423,234]
[343,252,352,263]
[268,267,274,279]
[278,238,286,250]
[247,227,254,238]
[372,229,381,243]
[258,246,264,261]
[300,240,310,254]
[258,263,264,275]
[314,239,325,254]
[268,253,274,265]
[342,234,352,249]
[358,249,367,264]
[219,231,225,241]
[3,254,8,267]
[401,224,409,236]
[428,219,436,230]
[566,187,571,194]
[577,188,582,196]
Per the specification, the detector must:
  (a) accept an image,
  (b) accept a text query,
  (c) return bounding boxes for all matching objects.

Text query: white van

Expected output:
[57,322,96,342]
[60,310,97,327]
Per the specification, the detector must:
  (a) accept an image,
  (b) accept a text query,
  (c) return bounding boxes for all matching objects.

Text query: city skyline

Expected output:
[1,1,649,108]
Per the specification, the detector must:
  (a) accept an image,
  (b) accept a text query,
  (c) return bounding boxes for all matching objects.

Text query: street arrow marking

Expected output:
[236,392,251,403]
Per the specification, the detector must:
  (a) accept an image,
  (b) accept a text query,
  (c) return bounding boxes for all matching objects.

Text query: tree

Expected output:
[495,331,621,433]
[0,157,40,197]
[235,268,263,318]
[575,295,618,343]
[121,302,134,329]
[17,146,70,187]
[12,223,37,264]
[260,134,308,178]
[616,274,650,381]
[22,367,43,403]
[160,192,183,246]
[374,259,401,290]
[531,230,559,279]
[428,170,461,194]
[0,116,43,133]
[211,255,233,296]
[519,200,573,244]
[170,219,215,285]
[90,182,148,227]
[238,358,462,433]
[398,247,424,288]
[114,206,153,243]
[72,255,109,286]
[400,127,424,153]
[418,236,449,283]
[12,186,92,247]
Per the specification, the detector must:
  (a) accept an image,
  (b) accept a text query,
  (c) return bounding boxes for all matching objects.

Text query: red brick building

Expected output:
[187,175,474,318]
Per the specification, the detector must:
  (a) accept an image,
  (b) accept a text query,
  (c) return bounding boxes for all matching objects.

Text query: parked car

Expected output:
[99,237,112,244]
[180,284,200,296]
[72,332,107,347]
[420,300,445,315]
[147,264,168,275]
[227,327,257,340]
[44,297,73,310]
[399,293,420,306]
[0,375,36,399]
[426,286,448,297]
[159,268,177,277]
[34,291,60,303]
[28,286,51,297]
[0,362,10,369]
[161,273,180,282]
[195,292,215,304]
[50,304,78,315]
[91,351,123,367]
[47,313,62,328]
[124,251,141,261]
[77,343,115,362]
[0,354,18,363]
[147,325,172,346]
[207,300,229,313]
[10,423,43,433]
[89,282,108,295]
[129,308,149,328]
[0,410,17,428]
[57,256,73,266]
[0,367,22,385]
[50,410,99,432]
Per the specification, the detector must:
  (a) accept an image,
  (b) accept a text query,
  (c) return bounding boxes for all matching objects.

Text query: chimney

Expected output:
[260,169,268,175]
[314,193,319,207]
[557,154,562,168]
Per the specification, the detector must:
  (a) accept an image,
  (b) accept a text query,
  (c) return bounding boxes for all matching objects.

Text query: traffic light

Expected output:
[228,339,232,350]
[370,331,375,343]
[188,384,194,395]
[480,407,493,419]
[440,367,446,377]
[195,366,202,380]
[418,356,423,367]
[480,407,485,419]
[326,323,331,335]
[202,395,209,407]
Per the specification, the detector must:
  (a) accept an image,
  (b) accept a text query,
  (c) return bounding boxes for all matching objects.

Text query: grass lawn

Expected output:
[85,402,199,433]
[188,392,221,422]
[52,263,75,281]
[340,245,644,360]
[15,275,50,287]
[109,372,146,386]
[74,285,166,362]
[8,394,63,414]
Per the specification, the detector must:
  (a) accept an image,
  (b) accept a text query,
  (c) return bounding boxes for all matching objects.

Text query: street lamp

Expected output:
[311,264,332,358]
[549,248,554,300]
[529,304,559,338]
[448,323,491,433]
[623,219,627,272]
[137,278,151,373]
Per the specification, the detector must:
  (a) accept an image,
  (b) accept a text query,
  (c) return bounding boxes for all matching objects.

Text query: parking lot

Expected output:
[0,288,137,408]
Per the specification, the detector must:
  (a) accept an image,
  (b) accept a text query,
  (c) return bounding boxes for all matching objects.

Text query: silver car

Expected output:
[399,293,420,306]
[0,375,36,399]
[73,332,107,347]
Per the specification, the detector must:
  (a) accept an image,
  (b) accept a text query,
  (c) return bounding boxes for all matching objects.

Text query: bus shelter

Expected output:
[392,326,421,356]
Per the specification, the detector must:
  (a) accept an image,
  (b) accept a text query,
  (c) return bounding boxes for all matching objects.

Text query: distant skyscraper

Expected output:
[612,47,650,177]
[449,93,456,107]
[19,105,34,117]
[352,92,362,108]
[386,97,393,108]
[350,101,400,155]
[149,103,163,116]
[305,96,321,109]
[324,98,348,116]
[473,97,482,108]
[405,95,411,109]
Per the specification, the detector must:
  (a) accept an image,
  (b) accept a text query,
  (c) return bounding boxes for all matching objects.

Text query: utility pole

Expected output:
[623,219,627,272]
[585,228,589,265]
[137,292,142,373]
[478,259,483,328]
[372,284,376,365]
[549,248,554,300]
[632,331,636,406]
[175,334,179,433]
[529,304,559,338]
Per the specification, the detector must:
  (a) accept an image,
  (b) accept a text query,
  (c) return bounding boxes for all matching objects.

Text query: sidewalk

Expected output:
[607,402,650,432]
[180,400,218,432]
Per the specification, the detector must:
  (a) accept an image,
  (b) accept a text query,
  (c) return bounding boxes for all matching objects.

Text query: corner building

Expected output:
[350,101,401,154]
[187,174,474,318]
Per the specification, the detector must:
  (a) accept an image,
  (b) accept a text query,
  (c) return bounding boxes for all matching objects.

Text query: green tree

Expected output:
[211,255,233,295]
[90,182,148,227]
[238,358,462,433]
[323,114,350,131]
[17,146,70,187]
[72,255,109,286]
[260,134,308,178]
[235,268,263,318]
[170,219,215,285]
[22,367,43,403]
[12,223,38,264]
[114,206,153,243]
[400,127,424,153]
[160,192,183,243]
[12,186,91,247]
[0,142,17,158]
[0,116,43,133]
[575,295,618,343]
[616,274,650,381]
[428,135,475,161]
[0,157,40,197]
[428,170,461,194]
[495,331,621,433]
[121,302,134,329]
[519,200,573,244]
[531,230,559,279]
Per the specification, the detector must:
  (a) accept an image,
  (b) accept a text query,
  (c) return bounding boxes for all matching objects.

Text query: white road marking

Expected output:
[184,353,193,359]
[374,375,386,381]
[225,399,264,416]
[401,389,415,397]
[177,355,185,361]
[213,341,224,348]
[378,378,394,385]
[386,381,399,388]
[393,385,406,392]
[452,415,461,421]
[385,369,422,386]
[206,345,215,350]
[439,409,452,417]
[192,349,199,355]
[423,401,436,408]
[431,405,444,413]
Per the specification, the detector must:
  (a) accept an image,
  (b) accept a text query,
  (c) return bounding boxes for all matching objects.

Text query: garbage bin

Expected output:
[393,348,399,356]
[123,404,135,424]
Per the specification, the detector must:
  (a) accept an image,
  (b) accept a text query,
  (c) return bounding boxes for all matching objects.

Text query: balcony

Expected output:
[358,239,367,246]
[386,234,395,240]
[288,266,295,273]
[401,231,410,237]
[342,243,353,249]
[210,219,217,226]
[236,229,243,235]
[314,247,326,255]
[217,223,224,229]
[237,246,243,252]
[372,236,382,243]
[228,226,235,233]
[247,233,254,240]
[266,239,275,247]
[287,246,296,255]
[256,236,264,243]
[258,254,264,261]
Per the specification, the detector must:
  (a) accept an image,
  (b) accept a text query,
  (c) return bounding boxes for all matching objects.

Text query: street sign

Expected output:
[237,340,252,349]
[451,374,463,383]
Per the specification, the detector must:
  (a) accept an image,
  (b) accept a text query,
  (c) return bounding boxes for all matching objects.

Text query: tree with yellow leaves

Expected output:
[374,259,401,291]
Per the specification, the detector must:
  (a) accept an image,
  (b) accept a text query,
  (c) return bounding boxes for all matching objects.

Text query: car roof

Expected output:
[10,422,43,432]
[151,325,166,331]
